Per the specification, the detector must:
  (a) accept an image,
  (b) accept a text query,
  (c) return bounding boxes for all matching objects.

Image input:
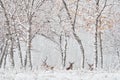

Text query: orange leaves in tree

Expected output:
[84,15,114,33]
[98,16,114,31]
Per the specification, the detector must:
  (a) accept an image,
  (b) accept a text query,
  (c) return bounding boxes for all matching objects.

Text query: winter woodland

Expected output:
[0,0,120,79]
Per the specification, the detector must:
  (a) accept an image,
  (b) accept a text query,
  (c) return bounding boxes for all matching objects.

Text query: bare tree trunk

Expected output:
[25,26,32,69]
[94,0,107,68]
[0,39,8,68]
[117,50,120,64]
[59,34,67,69]
[99,32,103,68]
[63,36,67,68]
[9,38,15,68]
[59,35,64,68]
[13,22,23,68]
[3,51,8,69]
[0,42,4,54]
[24,27,32,70]
[62,0,85,69]
[17,38,23,68]
[24,54,27,68]
[73,32,85,68]
[94,0,99,68]
[95,19,98,68]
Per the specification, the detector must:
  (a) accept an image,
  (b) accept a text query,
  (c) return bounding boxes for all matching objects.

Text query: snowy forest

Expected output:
[0,0,120,80]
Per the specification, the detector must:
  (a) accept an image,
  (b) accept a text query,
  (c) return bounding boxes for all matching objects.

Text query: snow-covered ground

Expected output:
[0,69,120,80]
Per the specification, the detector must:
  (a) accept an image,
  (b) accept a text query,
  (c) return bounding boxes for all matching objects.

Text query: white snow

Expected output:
[0,69,120,80]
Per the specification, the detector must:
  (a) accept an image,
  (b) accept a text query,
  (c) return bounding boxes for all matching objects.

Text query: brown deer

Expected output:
[66,62,74,70]
[41,57,54,70]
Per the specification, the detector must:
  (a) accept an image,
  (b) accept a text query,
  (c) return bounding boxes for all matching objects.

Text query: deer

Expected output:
[41,57,54,70]
[66,62,74,70]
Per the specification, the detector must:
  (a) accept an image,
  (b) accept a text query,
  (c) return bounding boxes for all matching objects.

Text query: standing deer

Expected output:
[41,57,54,70]
[66,62,74,70]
